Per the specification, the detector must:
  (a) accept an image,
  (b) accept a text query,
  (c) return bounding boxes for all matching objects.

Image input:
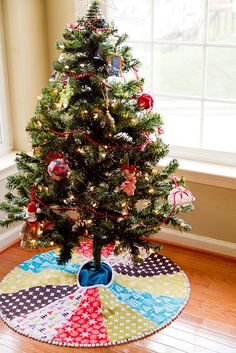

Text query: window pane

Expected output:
[203,101,236,152]
[129,42,152,92]
[156,97,201,148]
[154,0,205,42]
[108,0,152,41]
[208,0,236,44]
[154,44,204,96]
[0,107,2,144]
[206,47,236,100]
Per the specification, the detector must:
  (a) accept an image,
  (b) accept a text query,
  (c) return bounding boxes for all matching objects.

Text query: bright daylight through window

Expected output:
[108,0,236,166]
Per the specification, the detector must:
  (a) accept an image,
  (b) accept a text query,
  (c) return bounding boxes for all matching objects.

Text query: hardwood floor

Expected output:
[0,242,235,353]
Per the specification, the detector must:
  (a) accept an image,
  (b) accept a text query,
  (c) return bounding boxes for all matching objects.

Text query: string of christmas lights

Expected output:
[30,188,174,230]
[30,188,130,221]
[45,127,150,151]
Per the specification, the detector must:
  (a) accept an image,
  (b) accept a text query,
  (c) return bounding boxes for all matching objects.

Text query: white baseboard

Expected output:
[0,224,22,252]
[151,228,236,258]
[0,224,235,259]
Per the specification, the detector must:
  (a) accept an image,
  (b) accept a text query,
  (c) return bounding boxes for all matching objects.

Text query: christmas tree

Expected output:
[0,1,195,269]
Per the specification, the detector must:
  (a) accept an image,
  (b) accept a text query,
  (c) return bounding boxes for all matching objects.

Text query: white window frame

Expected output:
[107,0,236,167]
[0,1,13,157]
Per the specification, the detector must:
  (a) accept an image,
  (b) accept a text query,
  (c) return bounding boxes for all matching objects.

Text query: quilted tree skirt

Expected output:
[0,242,190,347]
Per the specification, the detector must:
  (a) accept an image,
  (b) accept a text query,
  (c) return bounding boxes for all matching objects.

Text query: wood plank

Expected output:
[173,320,236,347]
[161,324,236,353]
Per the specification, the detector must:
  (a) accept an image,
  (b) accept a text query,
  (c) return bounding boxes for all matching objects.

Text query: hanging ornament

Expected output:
[103,88,116,131]
[108,52,124,77]
[168,177,195,206]
[107,75,125,84]
[149,126,164,143]
[47,158,71,181]
[137,93,154,110]
[58,82,74,109]
[105,109,115,130]
[20,201,41,248]
[114,132,133,143]
[119,164,137,196]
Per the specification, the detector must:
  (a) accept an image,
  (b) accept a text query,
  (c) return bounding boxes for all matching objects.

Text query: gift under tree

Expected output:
[0,0,195,270]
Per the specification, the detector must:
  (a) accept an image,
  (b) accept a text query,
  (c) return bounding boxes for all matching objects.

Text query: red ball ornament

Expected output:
[48,158,70,181]
[137,93,154,110]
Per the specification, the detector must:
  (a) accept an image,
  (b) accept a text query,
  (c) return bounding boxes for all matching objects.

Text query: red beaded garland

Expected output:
[45,127,149,152]
[66,71,112,88]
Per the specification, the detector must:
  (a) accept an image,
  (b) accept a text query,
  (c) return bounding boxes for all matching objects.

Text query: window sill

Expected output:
[0,151,18,180]
[0,152,235,189]
[161,157,236,190]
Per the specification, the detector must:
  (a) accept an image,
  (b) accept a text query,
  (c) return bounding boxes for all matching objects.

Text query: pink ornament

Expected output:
[48,158,70,181]
[120,176,137,196]
[168,186,195,206]
[119,164,137,196]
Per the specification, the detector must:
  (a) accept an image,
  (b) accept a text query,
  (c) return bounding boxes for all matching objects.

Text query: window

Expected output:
[0,1,13,157]
[108,0,236,166]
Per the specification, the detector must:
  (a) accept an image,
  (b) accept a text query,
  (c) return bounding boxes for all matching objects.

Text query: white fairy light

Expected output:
[152,168,158,174]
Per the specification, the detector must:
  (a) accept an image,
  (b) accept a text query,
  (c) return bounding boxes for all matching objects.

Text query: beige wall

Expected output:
[45,0,75,64]
[2,0,236,244]
[2,0,49,151]
[183,182,236,243]
[2,0,75,151]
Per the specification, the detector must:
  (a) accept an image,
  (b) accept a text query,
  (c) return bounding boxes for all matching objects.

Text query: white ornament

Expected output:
[107,75,125,84]
[168,186,195,206]
[114,132,133,142]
